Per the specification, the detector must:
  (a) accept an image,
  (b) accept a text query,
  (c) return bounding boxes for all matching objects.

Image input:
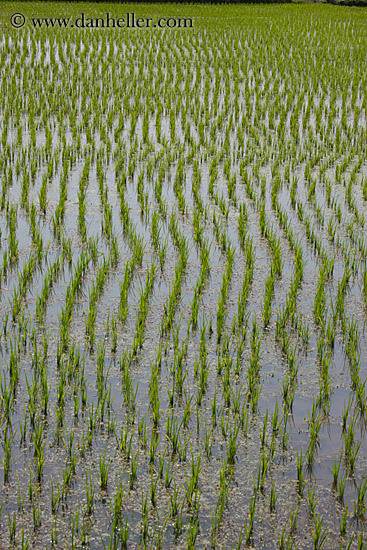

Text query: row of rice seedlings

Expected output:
[0,204,18,287]
[35,254,64,323]
[85,253,113,350]
[160,217,189,338]
[58,247,91,351]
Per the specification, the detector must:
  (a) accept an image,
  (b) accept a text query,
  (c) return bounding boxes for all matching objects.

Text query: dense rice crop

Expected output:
[1,2,367,548]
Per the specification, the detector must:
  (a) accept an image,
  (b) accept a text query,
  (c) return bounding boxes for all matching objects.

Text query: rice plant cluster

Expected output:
[1,2,367,548]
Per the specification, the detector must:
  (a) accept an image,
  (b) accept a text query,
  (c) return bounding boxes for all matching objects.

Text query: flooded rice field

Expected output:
[1,2,367,548]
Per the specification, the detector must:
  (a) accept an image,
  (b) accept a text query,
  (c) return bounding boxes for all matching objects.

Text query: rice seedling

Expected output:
[353,478,367,520]
[296,450,307,497]
[269,482,278,513]
[8,512,16,543]
[312,514,329,550]
[243,490,257,545]
[339,502,349,537]
[338,474,347,502]
[129,450,139,490]
[226,422,240,465]
[289,502,300,535]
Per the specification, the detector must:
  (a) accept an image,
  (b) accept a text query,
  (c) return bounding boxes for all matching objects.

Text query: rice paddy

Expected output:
[1,2,367,548]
